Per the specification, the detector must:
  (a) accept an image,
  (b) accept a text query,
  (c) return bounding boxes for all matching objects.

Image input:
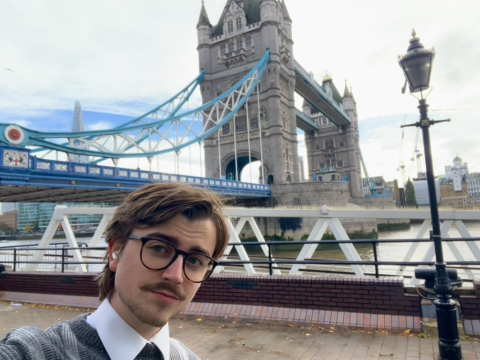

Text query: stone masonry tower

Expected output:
[303,79,363,198]
[197,0,299,184]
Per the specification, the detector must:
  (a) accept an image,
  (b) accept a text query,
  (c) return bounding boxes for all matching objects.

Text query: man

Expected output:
[0,183,229,359]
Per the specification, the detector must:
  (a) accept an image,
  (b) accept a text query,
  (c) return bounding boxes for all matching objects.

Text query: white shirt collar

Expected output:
[86,298,170,360]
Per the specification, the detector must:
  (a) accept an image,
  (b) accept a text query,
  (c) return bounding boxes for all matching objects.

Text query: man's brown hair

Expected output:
[96,183,229,301]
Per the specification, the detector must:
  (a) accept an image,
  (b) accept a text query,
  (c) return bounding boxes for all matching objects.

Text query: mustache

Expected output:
[141,282,187,301]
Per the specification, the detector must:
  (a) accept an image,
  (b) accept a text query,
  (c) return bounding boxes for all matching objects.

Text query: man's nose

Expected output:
[161,255,184,284]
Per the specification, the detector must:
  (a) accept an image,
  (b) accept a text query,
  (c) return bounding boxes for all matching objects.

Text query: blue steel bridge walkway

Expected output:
[0,146,271,202]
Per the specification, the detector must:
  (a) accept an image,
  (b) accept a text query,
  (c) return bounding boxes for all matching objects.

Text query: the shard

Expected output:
[69,100,89,163]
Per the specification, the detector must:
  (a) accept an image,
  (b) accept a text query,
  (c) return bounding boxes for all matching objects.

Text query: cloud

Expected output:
[87,121,113,131]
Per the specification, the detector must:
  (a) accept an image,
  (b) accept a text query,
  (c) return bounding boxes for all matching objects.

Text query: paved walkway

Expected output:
[1,302,479,360]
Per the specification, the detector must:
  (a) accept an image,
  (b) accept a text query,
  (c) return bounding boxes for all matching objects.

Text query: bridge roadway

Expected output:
[0,146,271,203]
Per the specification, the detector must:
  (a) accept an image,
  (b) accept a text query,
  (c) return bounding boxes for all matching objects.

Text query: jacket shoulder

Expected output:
[169,338,201,360]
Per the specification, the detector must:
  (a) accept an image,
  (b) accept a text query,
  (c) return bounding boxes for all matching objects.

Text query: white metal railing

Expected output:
[4,205,479,284]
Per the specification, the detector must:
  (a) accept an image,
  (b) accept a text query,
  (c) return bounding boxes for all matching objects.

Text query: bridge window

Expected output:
[235,114,247,133]
[340,140,345,147]
[325,139,334,150]
[246,36,252,49]
[228,42,234,53]
[221,45,226,56]
[236,17,242,30]
[237,38,243,50]
[319,163,325,169]
[337,160,344,168]
[222,122,230,135]
[315,141,319,151]
[228,21,233,34]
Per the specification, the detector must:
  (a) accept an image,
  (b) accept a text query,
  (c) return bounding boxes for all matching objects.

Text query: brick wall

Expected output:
[0,272,421,316]
[0,272,97,297]
[459,281,480,320]
[195,275,421,316]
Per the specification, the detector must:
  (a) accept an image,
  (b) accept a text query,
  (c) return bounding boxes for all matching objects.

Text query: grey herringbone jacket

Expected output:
[0,314,199,360]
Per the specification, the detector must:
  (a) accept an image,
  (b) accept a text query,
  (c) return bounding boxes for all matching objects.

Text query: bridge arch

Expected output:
[222,150,268,182]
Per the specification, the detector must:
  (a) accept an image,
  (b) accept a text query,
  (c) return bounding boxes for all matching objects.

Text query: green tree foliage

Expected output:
[405,178,418,207]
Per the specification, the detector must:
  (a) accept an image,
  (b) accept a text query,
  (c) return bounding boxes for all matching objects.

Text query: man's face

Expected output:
[108,214,217,331]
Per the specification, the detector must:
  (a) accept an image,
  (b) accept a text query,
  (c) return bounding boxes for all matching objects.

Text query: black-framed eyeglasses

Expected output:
[127,235,218,283]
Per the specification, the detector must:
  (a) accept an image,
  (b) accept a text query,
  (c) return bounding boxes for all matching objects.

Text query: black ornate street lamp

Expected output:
[399,30,461,360]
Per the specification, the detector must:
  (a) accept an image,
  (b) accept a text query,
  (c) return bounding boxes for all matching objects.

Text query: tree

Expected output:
[405,178,418,207]
[24,225,32,233]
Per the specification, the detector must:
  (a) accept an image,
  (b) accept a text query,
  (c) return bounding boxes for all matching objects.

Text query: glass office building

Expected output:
[16,202,117,233]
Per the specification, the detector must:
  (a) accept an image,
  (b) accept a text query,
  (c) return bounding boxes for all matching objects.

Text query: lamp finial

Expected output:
[412,29,417,38]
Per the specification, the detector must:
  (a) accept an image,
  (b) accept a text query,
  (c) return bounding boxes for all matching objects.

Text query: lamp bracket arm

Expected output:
[400,122,420,128]
[430,119,451,126]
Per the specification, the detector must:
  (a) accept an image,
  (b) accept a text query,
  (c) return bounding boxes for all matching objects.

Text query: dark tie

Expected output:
[135,342,164,359]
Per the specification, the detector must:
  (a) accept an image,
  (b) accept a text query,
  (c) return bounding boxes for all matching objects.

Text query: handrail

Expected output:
[2,237,479,277]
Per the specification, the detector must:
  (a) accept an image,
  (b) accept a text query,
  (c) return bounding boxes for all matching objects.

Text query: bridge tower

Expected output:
[197,0,299,184]
[303,79,363,198]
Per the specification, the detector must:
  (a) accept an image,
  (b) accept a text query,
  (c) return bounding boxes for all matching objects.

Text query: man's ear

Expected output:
[108,242,119,272]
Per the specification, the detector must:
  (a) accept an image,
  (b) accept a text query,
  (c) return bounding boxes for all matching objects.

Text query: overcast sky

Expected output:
[1,0,479,184]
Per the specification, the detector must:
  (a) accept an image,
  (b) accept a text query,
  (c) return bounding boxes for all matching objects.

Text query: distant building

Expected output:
[445,156,468,186]
[362,176,390,197]
[69,100,89,163]
[440,181,469,208]
[466,173,480,206]
[0,210,17,233]
[412,175,441,206]
[298,156,305,181]
[16,203,115,233]
[440,156,479,208]
[0,203,16,214]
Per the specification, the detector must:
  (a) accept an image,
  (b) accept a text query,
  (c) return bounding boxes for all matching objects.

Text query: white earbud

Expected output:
[112,251,119,260]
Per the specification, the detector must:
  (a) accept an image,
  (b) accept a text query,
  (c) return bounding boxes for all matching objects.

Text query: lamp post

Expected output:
[398,30,461,360]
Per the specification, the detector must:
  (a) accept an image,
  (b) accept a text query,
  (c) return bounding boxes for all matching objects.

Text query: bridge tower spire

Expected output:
[342,82,362,198]
[199,0,299,184]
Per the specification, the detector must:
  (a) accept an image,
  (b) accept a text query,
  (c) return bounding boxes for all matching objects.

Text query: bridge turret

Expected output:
[197,1,212,73]
[302,99,311,116]
[260,0,278,23]
[342,80,354,114]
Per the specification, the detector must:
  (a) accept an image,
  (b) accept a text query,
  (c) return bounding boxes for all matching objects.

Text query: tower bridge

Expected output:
[0,0,372,204]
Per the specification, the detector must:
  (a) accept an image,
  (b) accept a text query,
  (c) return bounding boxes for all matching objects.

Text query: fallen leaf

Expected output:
[403,329,411,334]
[288,325,294,328]
[178,326,183,329]
[196,318,202,322]
[306,333,311,336]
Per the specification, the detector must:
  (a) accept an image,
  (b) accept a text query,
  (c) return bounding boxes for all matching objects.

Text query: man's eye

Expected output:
[187,256,203,267]
[148,243,168,253]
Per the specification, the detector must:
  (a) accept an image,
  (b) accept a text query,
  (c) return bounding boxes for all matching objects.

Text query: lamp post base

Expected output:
[435,297,462,360]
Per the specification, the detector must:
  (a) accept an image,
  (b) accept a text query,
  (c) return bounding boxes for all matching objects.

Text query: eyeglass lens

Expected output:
[141,239,214,282]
